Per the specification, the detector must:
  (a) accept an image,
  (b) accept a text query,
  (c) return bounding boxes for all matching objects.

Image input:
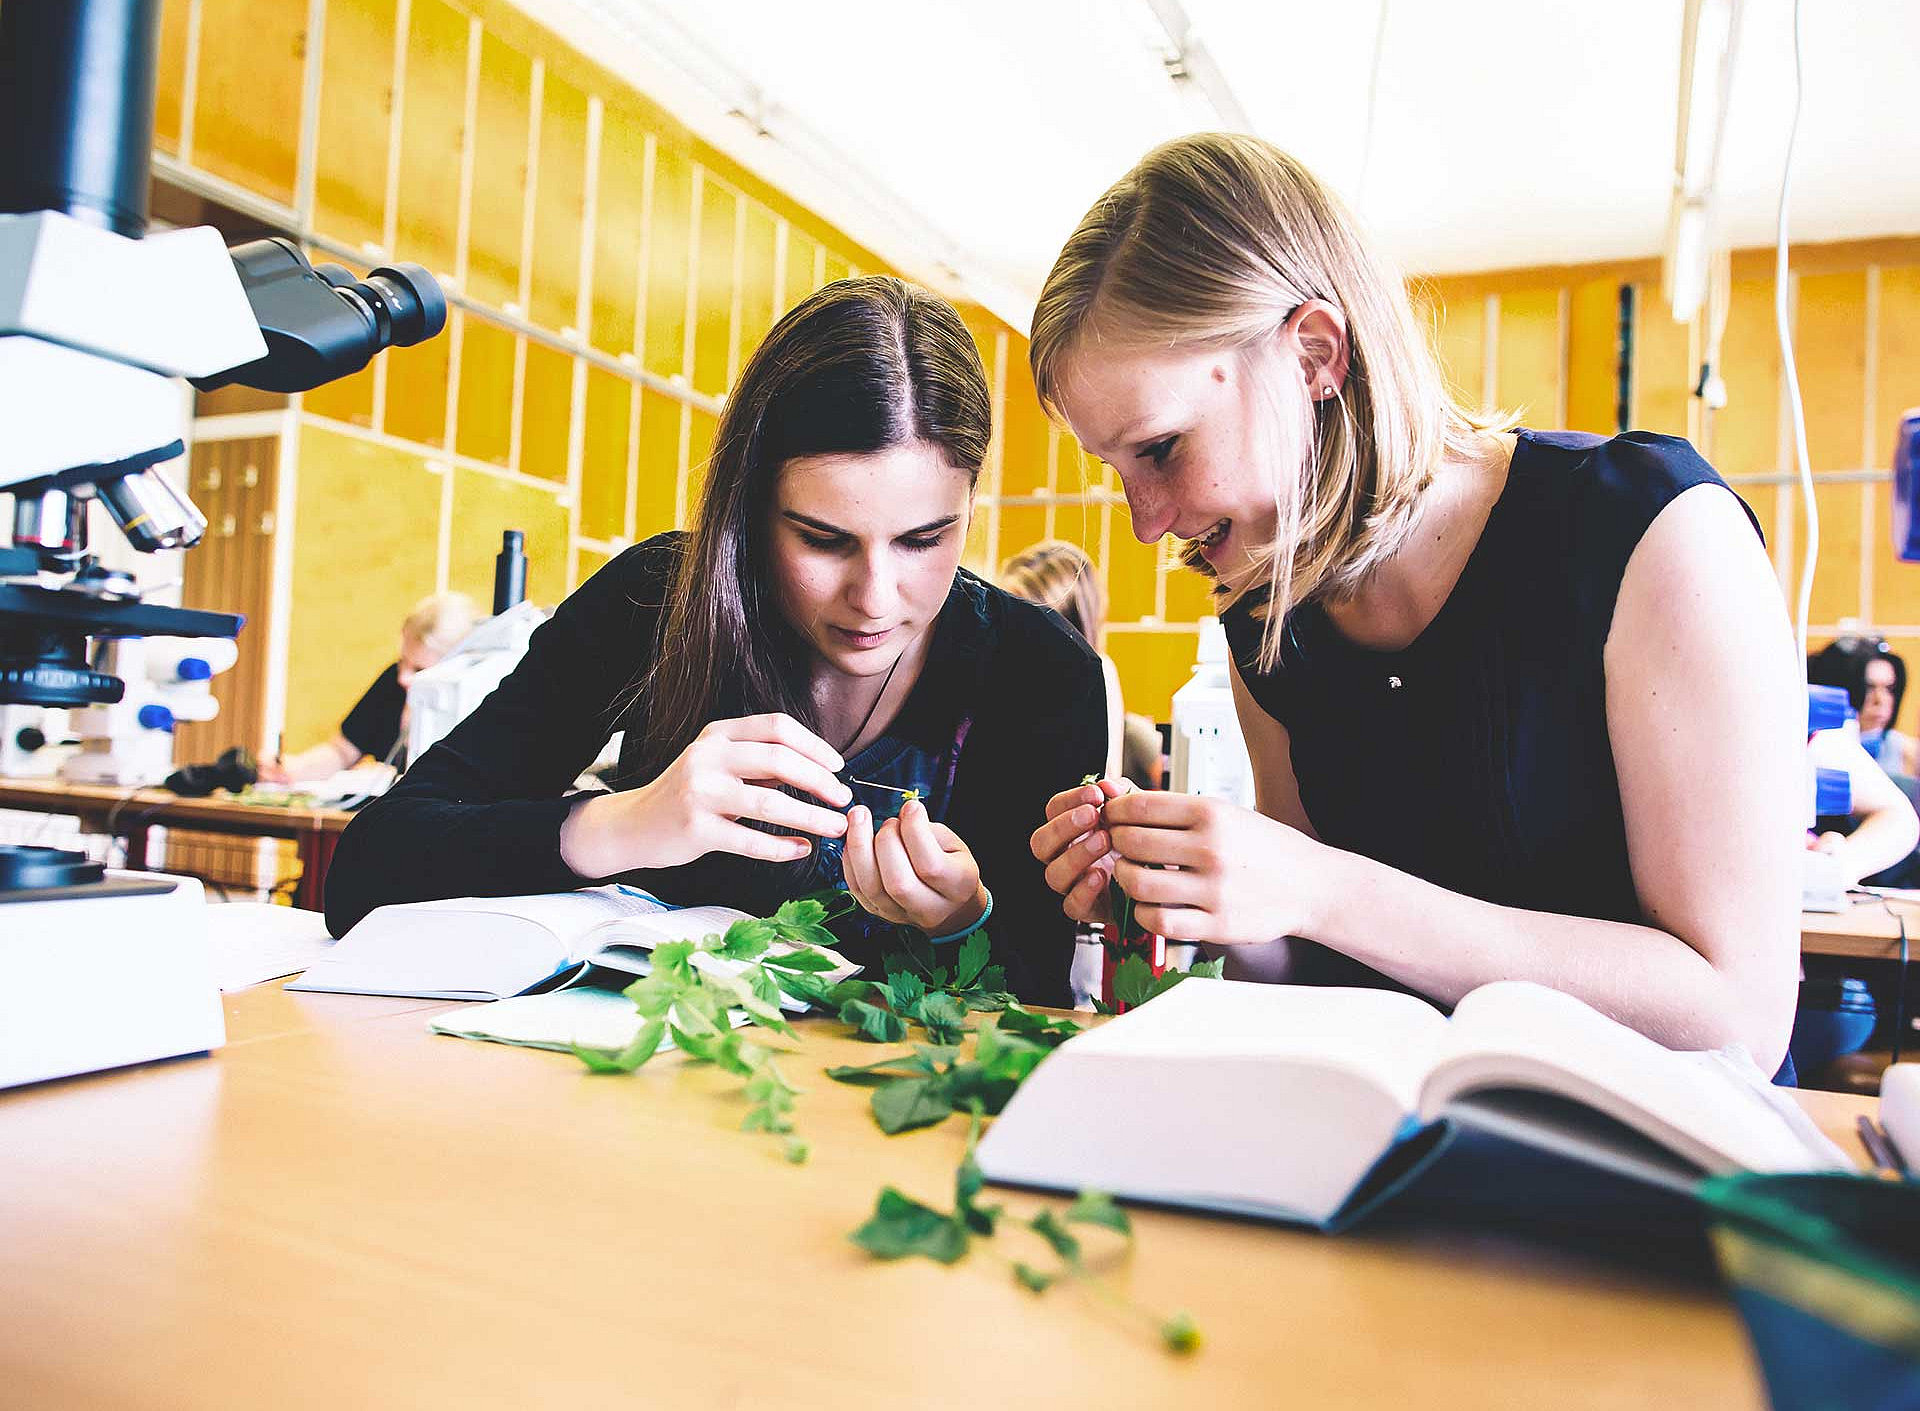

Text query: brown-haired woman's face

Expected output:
[768,444,973,678]
[1863,657,1898,733]
[1055,342,1281,586]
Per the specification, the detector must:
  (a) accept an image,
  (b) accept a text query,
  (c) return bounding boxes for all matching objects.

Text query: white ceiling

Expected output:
[520,0,1920,329]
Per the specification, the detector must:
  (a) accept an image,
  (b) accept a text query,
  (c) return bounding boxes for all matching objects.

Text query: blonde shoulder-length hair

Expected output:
[1000,539,1105,647]
[1029,132,1509,670]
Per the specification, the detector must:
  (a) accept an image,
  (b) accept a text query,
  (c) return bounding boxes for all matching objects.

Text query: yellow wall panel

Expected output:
[1106,629,1200,722]
[1882,635,1920,737]
[1565,279,1619,435]
[643,144,694,380]
[193,0,304,206]
[1162,549,1214,624]
[1632,286,1694,438]
[467,31,531,308]
[822,252,851,286]
[961,505,992,576]
[684,407,719,518]
[1495,288,1562,427]
[1107,503,1160,624]
[633,389,681,540]
[393,0,468,283]
[529,75,588,332]
[154,0,190,155]
[1050,501,1105,572]
[384,335,450,447]
[312,0,394,251]
[579,367,632,541]
[302,360,375,428]
[1712,278,1781,476]
[737,201,780,376]
[1874,268,1920,626]
[285,425,443,750]
[691,175,738,395]
[1795,272,1870,625]
[576,545,612,586]
[1414,284,1484,413]
[520,342,573,483]
[996,504,1046,564]
[1000,357,1051,496]
[591,106,647,356]
[782,229,820,312]
[450,469,570,610]
[455,317,516,466]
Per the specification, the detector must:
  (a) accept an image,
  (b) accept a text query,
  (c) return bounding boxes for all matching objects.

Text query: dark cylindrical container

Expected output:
[493,530,527,613]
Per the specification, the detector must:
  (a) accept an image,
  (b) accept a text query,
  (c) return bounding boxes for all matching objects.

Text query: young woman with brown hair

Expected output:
[1026,134,1805,1072]
[327,277,1107,1002]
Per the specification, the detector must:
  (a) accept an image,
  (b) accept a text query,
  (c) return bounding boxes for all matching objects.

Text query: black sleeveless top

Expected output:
[1221,429,1758,991]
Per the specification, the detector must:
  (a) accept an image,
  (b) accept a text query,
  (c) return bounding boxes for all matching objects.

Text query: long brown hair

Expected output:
[637,276,991,778]
[1029,133,1510,670]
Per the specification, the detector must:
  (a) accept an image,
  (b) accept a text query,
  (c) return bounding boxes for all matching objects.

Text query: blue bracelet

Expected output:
[925,888,993,945]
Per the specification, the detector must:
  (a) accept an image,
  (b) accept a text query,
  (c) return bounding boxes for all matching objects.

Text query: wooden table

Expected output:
[0,776,353,910]
[0,977,1879,1410]
[1803,897,1920,961]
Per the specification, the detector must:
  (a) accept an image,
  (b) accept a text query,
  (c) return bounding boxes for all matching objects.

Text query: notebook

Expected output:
[975,978,1850,1231]
[288,885,856,1002]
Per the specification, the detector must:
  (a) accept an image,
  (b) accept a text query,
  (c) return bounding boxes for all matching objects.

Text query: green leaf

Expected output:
[1013,1263,1055,1294]
[1160,1313,1202,1355]
[952,930,991,988]
[783,1137,810,1165]
[996,1005,1082,1047]
[870,1075,957,1134]
[1111,954,1160,1010]
[773,897,828,930]
[1091,997,1116,1016]
[850,1188,968,1264]
[760,946,840,974]
[824,1047,947,1085]
[917,992,970,1046]
[713,918,776,961]
[840,998,909,1044]
[954,1149,1000,1235]
[1189,957,1226,980]
[648,940,699,984]
[1028,1209,1082,1265]
[746,965,782,1008]
[1066,1190,1132,1237]
[881,969,928,1016]
[697,966,793,1035]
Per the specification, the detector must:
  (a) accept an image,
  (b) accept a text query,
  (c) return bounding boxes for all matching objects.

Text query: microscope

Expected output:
[0,0,447,1088]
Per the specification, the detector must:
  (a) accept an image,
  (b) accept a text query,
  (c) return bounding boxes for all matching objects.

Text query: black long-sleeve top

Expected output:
[323,533,1108,1005]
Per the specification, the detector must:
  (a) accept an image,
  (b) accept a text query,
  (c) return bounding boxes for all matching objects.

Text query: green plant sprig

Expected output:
[850,1108,1200,1355]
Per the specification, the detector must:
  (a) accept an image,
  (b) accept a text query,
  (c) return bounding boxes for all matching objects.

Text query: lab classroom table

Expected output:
[0,975,1879,1410]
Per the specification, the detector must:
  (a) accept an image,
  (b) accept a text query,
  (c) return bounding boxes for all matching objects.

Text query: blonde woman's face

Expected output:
[767,443,973,679]
[1056,343,1285,585]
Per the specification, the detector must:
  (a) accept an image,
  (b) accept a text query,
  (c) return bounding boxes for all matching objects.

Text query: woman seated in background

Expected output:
[325,277,1107,1004]
[1027,133,1804,1075]
[261,591,476,782]
[1006,537,1152,790]
[1811,635,1915,777]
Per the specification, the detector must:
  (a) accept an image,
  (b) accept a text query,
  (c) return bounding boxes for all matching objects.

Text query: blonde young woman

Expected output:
[1000,541,1125,778]
[1026,134,1805,1075]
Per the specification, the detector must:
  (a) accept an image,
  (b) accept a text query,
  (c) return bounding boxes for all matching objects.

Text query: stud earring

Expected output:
[1320,384,1335,399]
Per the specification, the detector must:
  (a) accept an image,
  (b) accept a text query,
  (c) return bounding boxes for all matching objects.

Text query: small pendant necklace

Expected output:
[834,649,904,760]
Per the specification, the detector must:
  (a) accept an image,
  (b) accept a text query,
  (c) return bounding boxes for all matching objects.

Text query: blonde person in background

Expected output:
[1026,133,1806,1077]
[261,591,478,783]
[1000,541,1125,779]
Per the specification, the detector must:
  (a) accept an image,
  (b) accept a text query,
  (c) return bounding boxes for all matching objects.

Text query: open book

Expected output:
[975,978,1850,1231]
[289,885,855,1002]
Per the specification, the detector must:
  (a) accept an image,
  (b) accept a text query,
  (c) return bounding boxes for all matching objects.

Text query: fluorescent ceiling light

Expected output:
[1664,0,1743,322]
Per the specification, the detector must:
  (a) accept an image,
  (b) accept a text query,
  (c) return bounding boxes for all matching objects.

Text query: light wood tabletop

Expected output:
[1802,896,1920,960]
[0,977,1877,1411]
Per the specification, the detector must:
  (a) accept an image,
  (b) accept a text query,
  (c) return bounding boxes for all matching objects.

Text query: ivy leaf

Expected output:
[772,897,827,930]
[952,930,991,989]
[1160,1313,1202,1355]
[917,992,970,1046]
[1189,957,1226,980]
[571,1016,666,1074]
[783,1138,810,1165]
[1066,1190,1132,1238]
[954,1147,1000,1235]
[746,965,783,1009]
[647,940,699,985]
[850,1188,969,1264]
[824,1046,950,1085]
[881,969,928,1017]
[1029,1209,1082,1265]
[713,918,776,961]
[1111,954,1161,1010]
[1013,1263,1055,1293]
[771,971,872,1010]
[760,947,840,974]
[871,1075,957,1134]
[996,1005,1082,1047]
[697,965,794,1035]
[1091,997,1116,1016]
[840,998,910,1044]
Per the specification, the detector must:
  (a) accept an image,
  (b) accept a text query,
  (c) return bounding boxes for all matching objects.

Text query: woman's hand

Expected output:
[560,713,852,877]
[843,798,987,936]
[1028,775,1132,923]
[1088,791,1339,945]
